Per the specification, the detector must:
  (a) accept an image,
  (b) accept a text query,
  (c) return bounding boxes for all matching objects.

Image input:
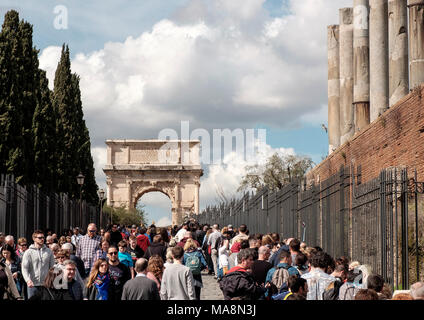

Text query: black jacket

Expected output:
[29,286,74,301]
[219,269,265,300]
[143,242,167,261]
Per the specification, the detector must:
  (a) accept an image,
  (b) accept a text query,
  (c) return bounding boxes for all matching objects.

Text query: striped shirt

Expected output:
[76,234,102,269]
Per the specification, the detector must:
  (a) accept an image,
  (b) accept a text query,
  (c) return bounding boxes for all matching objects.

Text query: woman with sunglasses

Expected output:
[15,238,28,259]
[85,258,111,300]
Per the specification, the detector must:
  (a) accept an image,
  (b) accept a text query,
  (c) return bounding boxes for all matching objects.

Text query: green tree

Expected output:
[0,11,38,184]
[238,153,314,192]
[53,45,98,202]
[103,205,148,226]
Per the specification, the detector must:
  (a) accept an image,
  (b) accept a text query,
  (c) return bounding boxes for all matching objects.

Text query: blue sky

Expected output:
[1,0,344,226]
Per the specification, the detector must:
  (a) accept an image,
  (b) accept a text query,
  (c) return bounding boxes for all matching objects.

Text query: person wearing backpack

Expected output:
[265,250,300,298]
[182,239,207,300]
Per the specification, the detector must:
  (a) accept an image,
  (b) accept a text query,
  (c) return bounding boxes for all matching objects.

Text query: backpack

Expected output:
[185,253,201,275]
[271,266,290,293]
[322,279,343,300]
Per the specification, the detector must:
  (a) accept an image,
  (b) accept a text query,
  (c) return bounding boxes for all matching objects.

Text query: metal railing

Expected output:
[197,166,423,290]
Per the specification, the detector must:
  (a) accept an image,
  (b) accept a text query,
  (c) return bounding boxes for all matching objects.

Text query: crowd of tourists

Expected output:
[0,221,423,301]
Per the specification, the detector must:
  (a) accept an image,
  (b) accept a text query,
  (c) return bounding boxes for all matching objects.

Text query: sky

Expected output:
[0,0,352,227]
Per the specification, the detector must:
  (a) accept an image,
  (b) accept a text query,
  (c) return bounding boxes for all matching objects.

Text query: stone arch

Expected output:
[103,140,203,226]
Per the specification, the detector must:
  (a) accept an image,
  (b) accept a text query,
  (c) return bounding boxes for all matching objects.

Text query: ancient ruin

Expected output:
[103,140,203,226]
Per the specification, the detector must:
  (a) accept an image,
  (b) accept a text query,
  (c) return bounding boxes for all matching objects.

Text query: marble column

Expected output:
[353,0,370,133]
[328,25,341,154]
[339,8,355,144]
[408,0,424,89]
[370,0,389,122]
[389,0,408,106]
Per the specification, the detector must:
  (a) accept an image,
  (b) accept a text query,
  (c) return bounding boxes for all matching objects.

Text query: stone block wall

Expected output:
[308,84,424,184]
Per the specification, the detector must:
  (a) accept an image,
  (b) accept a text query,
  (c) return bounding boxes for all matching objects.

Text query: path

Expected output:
[200,271,224,300]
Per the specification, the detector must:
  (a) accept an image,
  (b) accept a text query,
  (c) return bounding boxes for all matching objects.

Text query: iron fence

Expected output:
[0,174,107,241]
[197,166,423,290]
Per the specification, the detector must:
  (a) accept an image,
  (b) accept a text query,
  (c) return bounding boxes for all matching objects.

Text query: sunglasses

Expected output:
[88,230,96,233]
[20,244,28,247]
[36,236,45,239]
[108,251,118,255]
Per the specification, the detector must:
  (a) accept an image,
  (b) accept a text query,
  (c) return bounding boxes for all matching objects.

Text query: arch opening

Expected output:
[136,191,172,228]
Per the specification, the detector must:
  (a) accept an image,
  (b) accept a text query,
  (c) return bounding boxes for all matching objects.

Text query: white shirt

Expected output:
[218,246,229,269]
[175,228,187,243]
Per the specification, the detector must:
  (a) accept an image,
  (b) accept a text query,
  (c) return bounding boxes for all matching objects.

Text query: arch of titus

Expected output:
[103,140,203,226]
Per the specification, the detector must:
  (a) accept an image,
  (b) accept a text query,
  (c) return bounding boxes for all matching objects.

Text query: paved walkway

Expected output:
[200,271,224,300]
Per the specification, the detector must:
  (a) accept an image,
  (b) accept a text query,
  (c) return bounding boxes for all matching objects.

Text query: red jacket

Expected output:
[136,234,150,252]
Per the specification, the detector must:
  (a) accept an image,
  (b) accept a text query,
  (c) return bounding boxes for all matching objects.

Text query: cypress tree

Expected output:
[53,45,98,202]
[32,69,58,191]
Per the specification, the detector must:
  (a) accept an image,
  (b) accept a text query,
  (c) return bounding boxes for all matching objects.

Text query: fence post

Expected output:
[380,169,387,283]
[401,168,409,289]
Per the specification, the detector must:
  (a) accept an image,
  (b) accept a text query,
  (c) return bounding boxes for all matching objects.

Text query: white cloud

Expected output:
[156,216,173,227]
[38,0,352,209]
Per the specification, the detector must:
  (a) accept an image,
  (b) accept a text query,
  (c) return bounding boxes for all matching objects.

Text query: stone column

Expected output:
[408,0,424,89]
[389,0,408,106]
[353,0,370,133]
[127,180,133,209]
[339,8,355,145]
[328,25,341,154]
[369,0,389,122]
[106,178,113,206]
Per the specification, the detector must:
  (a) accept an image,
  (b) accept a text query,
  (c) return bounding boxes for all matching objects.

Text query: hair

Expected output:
[354,289,379,300]
[129,235,137,241]
[239,224,247,233]
[261,235,273,247]
[237,248,255,263]
[240,240,250,249]
[184,238,197,251]
[63,259,76,268]
[135,258,148,273]
[147,255,164,280]
[44,267,63,289]
[309,251,333,269]
[295,252,308,268]
[392,293,414,300]
[118,240,127,248]
[367,274,385,293]
[301,246,317,260]
[17,237,27,245]
[286,293,305,300]
[279,249,291,261]
[171,246,184,260]
[270,233,280,243]
[346,268,362,283]
[153,235,162,243]
[55,249,68,260]
[410,281,424,300]
[336,256,350,266]
[165,248,173,263]
[160,228,169,243]
[32,230,44,239]
[61,242,73,254]
[108,245,118,253]
[139,227,147,235]
[1,245,17,261]
[289,238,301,252]
[288,275,307,293]
[258,246,270,256]
[87,258,108,288]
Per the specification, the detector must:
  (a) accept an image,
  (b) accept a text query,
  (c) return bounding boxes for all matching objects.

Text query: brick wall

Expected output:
[307,84,424,183]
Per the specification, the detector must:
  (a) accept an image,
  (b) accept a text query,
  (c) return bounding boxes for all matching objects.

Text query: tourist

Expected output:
[288,238,301,267]
[301,251,336,300]
[0,246,22,300]
[144,235,167,262]
[294,252,309,276]
[127,236,144,266]
[76,223,102,277]
[107,245,131,301]
[93,240,110,263]
[338,268,361,300]
[367,274,390,300]
[251,246,273,286]
[84,258,110,300]
[276,275,308,300]
[54,249,85,290]
[409,281,424,300]
[219,248,265,300]
[4,235,15,250]
[217,230,230,281]
[160,246,196,300]
[21,230,55,299]
[230,224,249,247]
[207,224,222,279]
[118,241,135,278]
[28,267,72,300]
[15,237,28,260]
[354,288,379,300]
[146,255,165,291]
[183,239,207,300]
[71,227,83,248]
[136,227,150,255]
[121,258,160,300]
[61,243,85,282]
[266,249,300,296]
[175,222,189,243]
[110,224,123,247]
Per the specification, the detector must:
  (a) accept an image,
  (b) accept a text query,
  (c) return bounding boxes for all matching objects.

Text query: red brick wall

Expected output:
[308,85,424,183]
